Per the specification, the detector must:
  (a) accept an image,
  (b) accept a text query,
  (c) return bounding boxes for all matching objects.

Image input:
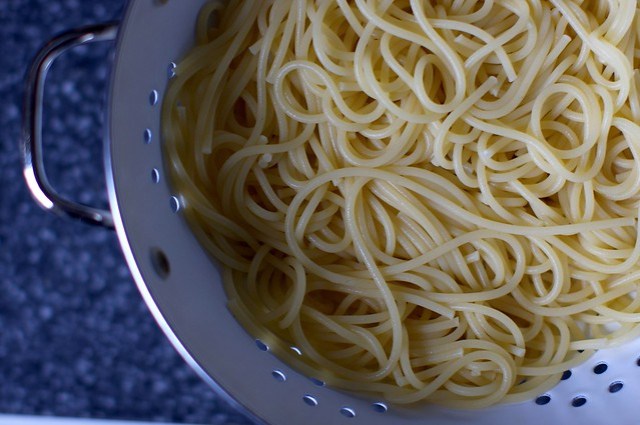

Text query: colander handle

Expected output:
[21,23,119,229]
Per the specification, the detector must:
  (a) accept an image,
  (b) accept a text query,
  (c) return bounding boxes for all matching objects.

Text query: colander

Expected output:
[21,1,640,424]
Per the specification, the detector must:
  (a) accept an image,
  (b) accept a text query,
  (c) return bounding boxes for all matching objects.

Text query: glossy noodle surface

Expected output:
[163,0,640,408]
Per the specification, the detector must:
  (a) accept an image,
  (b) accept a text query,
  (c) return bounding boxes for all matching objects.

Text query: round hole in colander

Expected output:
[303,395,319,407]
[593,363,608,375]
[271,370,287,383]
[571,396,587,408]
[608,381,624,394]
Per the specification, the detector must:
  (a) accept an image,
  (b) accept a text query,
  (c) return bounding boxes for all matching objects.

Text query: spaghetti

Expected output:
[162,0,640,408]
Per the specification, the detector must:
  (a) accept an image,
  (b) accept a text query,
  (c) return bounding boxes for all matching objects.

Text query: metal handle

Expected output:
[21,23,119,229]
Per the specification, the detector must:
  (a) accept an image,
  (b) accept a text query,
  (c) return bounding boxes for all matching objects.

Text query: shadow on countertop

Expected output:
[0,1,253,424]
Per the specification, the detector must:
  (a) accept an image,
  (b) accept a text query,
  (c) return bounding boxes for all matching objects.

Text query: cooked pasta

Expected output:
[162,0,640,408]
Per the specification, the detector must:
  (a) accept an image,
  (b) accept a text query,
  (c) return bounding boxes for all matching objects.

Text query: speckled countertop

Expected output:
[0,1,253,424]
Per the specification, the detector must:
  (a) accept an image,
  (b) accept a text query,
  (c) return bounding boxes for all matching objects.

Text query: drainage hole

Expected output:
[168,62,177,79]
[609,381,624,393]
[255,339,269,352]
[310,378,325,387]
[272,370,286,382]
[149,89,159,106]
[340,407,356,418]
[593,363,608,375]
[144,128,153,144]
[170,196,181,213]
[303,395,318,407]
[372,402,388,413]
[150,248,170,279]
[535,395,551,406]
[571,396,587,407]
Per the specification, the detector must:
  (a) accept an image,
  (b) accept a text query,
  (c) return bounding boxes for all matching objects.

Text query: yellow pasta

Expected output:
[162,0,640,409]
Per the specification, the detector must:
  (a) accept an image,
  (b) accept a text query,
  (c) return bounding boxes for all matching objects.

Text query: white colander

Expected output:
[21,1,640,424]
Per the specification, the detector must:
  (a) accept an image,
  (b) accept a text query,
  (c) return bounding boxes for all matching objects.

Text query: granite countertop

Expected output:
[0,1,253,424]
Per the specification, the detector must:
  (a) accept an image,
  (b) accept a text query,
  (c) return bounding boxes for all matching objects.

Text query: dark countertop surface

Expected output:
[0,1,254,423]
